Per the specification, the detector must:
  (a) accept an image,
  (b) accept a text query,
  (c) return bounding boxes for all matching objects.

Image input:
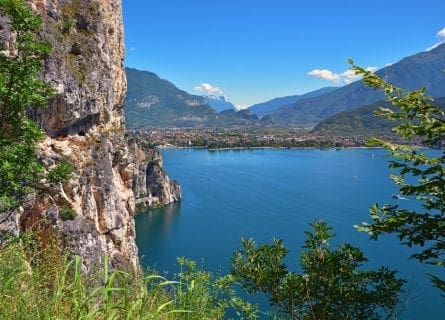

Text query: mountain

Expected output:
[125,68,217,127]
[204,95,237,112]
[272,44,445,126]
[214,109,259,126]
[125,68,259,127]
[314,100,397,136]
[248,87,338,118]
[314,97,445,136]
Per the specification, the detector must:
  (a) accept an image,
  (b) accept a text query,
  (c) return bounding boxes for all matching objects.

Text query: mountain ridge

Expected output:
[272,44,445,126]
[125,68,260,127]
[125,68,217,127]
[248,87,338,118]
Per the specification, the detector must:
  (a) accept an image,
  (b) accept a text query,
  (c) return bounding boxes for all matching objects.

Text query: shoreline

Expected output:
[157,145,433,151]
[157,145,388,151]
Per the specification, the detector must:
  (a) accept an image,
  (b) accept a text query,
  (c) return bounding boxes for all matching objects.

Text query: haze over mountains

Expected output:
[125,44,445,130]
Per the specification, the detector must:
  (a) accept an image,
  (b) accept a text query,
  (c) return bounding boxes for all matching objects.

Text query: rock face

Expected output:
[27,0,138,269]
[0,0,182,269]
[31,0,126,138]
[0,0,134,270]
[129,143,181,210]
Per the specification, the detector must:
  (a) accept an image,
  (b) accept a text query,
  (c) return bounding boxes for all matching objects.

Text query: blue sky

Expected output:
[123,0,445,108]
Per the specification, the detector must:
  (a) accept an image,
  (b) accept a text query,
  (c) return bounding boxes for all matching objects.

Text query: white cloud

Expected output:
[236,104,248,110]
[427,26,445,51]
[129,46,136,51]
[193,83,224,96]
[341,69,359,84]
[307,69,340,82]
[307,66,377,84]
[438,27,445,41]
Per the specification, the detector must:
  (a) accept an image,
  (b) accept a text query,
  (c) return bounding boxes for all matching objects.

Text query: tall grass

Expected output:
[0,234,257,320]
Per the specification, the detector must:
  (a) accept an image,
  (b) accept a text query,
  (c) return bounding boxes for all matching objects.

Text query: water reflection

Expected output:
[135,202,182,266]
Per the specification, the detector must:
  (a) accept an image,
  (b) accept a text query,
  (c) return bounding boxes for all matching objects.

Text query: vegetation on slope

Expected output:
[314,97,445,137]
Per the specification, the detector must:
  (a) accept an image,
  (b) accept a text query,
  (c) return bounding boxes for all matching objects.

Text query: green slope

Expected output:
[314,97,445,136]
[125,68,217,127]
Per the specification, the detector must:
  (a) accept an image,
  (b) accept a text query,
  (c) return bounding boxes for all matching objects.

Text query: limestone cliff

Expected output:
[28,0,137,269]
[0,0,182,269]
[0,0,134,269]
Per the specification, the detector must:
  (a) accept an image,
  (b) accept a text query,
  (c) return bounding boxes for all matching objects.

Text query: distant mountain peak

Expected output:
[202,95,237,112]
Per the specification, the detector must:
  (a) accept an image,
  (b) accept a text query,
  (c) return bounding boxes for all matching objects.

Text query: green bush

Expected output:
[47,158,75,184]
[59,205,77,221]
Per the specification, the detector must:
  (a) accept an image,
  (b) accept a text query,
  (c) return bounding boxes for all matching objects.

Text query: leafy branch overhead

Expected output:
[350,61,445,290]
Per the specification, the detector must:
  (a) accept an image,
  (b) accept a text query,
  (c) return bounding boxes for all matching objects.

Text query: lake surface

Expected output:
[135,148,444,319]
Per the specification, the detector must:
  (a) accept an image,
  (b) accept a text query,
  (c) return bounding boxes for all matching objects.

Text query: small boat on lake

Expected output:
[392,194,408,200]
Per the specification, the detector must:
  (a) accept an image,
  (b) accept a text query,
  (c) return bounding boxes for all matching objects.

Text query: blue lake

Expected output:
[135,148,444,319]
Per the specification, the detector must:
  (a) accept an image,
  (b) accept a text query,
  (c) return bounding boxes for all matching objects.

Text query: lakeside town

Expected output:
[126,127,389,150]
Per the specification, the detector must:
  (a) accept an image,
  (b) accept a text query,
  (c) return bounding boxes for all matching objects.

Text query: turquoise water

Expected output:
[135,148,444,319]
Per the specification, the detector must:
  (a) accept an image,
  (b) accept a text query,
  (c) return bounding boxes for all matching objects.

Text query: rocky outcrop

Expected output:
[1,0,137,270]
[129,143,181,210]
